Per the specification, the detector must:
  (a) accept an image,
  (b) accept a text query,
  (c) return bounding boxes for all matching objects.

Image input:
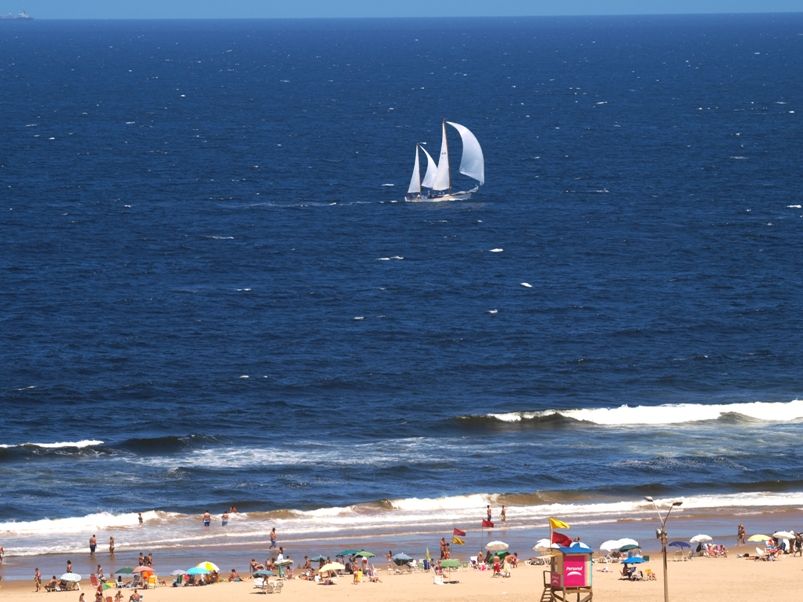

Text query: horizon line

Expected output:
[8,11,803,21]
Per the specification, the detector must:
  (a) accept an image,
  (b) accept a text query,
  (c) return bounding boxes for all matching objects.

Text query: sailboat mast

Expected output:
[442,119,451,193]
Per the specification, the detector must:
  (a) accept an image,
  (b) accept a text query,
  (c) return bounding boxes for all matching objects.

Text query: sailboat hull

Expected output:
[406,187,478,203]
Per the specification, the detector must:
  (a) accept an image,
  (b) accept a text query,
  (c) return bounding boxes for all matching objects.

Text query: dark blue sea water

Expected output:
[2,14,803,563]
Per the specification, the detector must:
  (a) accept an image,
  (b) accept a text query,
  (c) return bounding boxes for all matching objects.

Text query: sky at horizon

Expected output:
[3,0,803,20]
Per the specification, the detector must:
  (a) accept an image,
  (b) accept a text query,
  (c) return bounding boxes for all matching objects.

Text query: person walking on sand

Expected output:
[737,523,746,545]
[109,536,115,554]
[269,527,277,549]
[34,567,42,592]
[89,534,97,554]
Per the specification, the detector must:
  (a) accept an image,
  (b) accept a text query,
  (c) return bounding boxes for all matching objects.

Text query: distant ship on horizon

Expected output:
[0,10,32,20]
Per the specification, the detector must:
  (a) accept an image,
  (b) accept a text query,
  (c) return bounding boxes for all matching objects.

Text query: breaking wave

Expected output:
[459,399,803,428]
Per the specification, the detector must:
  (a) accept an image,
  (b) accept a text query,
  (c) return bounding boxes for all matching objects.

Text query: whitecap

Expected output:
[489,248,504,253]
[487,309,498,315]
[520,282,533,288]
[787,204,802,209]
[353,316,365,321]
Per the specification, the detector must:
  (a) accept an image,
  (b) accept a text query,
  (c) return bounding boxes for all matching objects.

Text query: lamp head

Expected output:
[644,496,654,503]
[671,501,683,507]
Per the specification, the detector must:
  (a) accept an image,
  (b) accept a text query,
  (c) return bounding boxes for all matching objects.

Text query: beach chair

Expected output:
[645,569,657,581]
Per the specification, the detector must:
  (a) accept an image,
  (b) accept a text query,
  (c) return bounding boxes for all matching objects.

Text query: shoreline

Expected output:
[1,554,803,602]
[1,503,801,583]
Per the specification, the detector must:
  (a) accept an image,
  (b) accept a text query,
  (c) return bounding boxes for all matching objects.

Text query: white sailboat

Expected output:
[406,120,484,202]
[405,144,440,201]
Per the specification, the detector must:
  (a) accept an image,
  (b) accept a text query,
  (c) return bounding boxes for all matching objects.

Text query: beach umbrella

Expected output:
[275,559,293,566]
[115,567,134,575]
[196,561,219,572]
[354,550,375,558]
[102,581,116,590]
[170,570,187,576]
[392,553,412,562]
[599,539,621,552]
[132,566,153,574]
[533,538,554,551]
[336,549,360,557]
[319,562,345,573]
[619,544,640,552]
[186,567,209,576]
[60,573,82,582]
[668,541,690,549]
[621,557,645,565]
[440,559,460,569]
[616,538,639,548]
[748,534,771,542]
[308,555,327,563]
[485,540,509,552]
[569,541,592,551]
[689,534,712,544]
[773,531,795,539]
[253,570,273,577]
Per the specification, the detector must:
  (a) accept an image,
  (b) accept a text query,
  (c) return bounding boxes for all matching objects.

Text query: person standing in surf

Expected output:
[89,534,97,554]
[269,527,277,549]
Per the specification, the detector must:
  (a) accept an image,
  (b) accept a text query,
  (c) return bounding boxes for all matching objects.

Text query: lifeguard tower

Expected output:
[540,546,593,602]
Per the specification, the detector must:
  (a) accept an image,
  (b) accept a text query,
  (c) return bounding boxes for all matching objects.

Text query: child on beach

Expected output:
[34,567,42,592]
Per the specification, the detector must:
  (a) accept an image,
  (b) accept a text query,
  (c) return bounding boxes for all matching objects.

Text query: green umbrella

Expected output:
[309,555,327,562]
[336,549,361,557]
[354,550,375,558]
[115,567,134,575]
[493,550,510,558]
[440,559,460,569]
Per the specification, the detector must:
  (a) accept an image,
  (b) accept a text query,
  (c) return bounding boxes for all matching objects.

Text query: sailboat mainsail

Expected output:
[431,122,452,195]
[446,121,484,186]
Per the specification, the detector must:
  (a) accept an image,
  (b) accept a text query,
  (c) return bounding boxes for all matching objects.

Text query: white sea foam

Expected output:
[520,282,533,288]
[489,248,504,253]
[0,439,104,449]
[0,510,171,537]
[485,399,803,426]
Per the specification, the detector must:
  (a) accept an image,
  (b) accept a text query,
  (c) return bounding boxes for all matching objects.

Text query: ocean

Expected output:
[1,13,803,578]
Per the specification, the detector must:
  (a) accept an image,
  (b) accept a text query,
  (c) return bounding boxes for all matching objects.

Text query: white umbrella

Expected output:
[275,559,294,566]
[773,531,795,539]
[60,573,82,582]
[689,534,712,544]
[617,538,639,548]
[533,538,554,551]
[569,541,592,551]
[600,539,621,552]
[486,540,509,552]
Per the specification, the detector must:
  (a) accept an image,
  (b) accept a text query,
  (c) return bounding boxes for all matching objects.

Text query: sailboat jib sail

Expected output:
[406,145,422,200]
[404,120,484,202]
[420,145,438,190]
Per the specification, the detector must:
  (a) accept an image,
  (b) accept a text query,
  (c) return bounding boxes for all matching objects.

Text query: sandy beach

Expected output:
[2,553,802,602]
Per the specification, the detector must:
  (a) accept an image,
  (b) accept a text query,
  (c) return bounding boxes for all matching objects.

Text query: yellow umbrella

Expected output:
[196,561,220,572]
[318,562,345,573]
[747,534,771,542]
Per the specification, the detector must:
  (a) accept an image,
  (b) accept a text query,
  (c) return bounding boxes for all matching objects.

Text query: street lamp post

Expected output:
[644,496,682,602]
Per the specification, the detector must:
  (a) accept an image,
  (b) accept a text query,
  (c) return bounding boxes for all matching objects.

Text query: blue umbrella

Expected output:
[621,556,645,564]
[253,570,273,577]
[186,567,210,576]
[668,541,690,549]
